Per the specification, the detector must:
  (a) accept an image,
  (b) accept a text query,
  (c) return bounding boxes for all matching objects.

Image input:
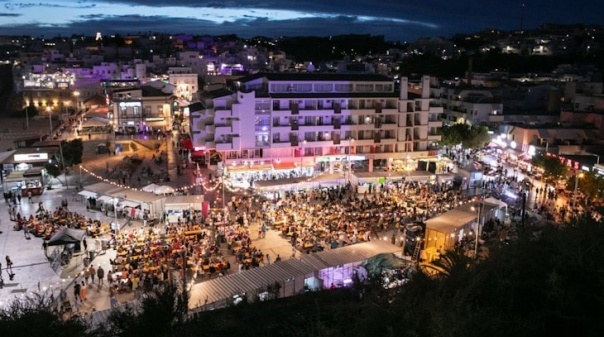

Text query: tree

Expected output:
[439,123,490,149]
[439,124,464,147]
[61,138,83,167]
[532,153,568,183]
[0,293,88,336]
[91,283,189,337]
[462,125,490,149]
[44,162,60,178]
[576,171,604,205]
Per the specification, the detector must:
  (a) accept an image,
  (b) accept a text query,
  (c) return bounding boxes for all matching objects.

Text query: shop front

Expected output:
[3,167,46,196]
[1,148,58,196]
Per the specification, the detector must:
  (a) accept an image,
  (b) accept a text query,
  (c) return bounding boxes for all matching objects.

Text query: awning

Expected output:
[119,200,141,209]
[78,190,98,199]
[191,150,205,157]
[97,195,114,204]
[272,162,296,170]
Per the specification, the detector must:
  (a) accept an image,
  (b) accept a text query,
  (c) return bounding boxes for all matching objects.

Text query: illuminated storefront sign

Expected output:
[14,153,49,162]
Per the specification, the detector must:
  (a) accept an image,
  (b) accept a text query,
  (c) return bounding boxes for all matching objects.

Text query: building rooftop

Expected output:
[238,72,392,83]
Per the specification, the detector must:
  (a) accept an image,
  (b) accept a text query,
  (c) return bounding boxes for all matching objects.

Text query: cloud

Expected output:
[0,0,600,41]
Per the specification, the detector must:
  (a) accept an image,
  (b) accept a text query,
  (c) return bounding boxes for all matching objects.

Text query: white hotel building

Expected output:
[189,73,442,173]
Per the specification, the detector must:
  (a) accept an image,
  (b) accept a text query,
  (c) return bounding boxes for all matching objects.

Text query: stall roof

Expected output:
[309,240,402,267]
[84,182,125,195]
[0,150,16,163]
[425,202,499,234]
[119,200,141,209]
[484,197,507,209]
[97,195,114,204]
[78,190,98,199]
[114,189,165,203]
[164,195,205,205]
[188,241,401,309]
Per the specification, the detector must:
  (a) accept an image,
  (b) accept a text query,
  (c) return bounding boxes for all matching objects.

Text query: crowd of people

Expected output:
[12,202,93,240]
[256,180,480,254]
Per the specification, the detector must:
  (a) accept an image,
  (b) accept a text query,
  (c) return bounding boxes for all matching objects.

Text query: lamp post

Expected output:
[47,106,53,138]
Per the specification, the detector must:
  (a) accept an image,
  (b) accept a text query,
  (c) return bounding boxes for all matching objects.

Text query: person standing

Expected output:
[89,265,96,285]
[42,240,48,257]
[73,282,81,303]
[97,265,105,286]
[28,190,33,203]
[80,281,87,302]
[83,267,90,285]
[5,256,13,275]
[109,286,118,308]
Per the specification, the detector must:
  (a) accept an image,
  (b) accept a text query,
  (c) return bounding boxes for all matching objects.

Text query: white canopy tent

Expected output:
[119,200,141,209]
[97,195,114,204]
[154,185,175,195]
[164,195,205,211]
[77,190,98,199]
[141,183,161,193]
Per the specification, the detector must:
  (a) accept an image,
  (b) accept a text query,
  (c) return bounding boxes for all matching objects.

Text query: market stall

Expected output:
[163,195,205,223]
[3,167,46,196]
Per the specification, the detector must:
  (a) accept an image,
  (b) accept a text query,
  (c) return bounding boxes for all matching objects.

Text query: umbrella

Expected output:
[154,185,175,195]
[142,183,160,193]
[47,228,87,246]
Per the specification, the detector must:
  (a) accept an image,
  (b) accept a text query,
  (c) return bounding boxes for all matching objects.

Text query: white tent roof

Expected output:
[119,200,140,209]
[154,185,175,195]
[425,202,499,234]
[141,183,160,193]
[77,190,98,199]
[484,197,507,209]
[97,195,114,204]
[84,182,124,196]
[188,241,401,309]
[164,195,205,205]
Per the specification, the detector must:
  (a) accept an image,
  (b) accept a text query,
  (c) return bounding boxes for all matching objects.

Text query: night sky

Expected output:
[0,0,600,41]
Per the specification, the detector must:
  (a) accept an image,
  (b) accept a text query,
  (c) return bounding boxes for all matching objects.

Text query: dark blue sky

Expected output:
[0,0,601,41]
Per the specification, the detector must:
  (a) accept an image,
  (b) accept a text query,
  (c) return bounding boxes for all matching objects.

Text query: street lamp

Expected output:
[572,171,584,211]
[47,106,53,138]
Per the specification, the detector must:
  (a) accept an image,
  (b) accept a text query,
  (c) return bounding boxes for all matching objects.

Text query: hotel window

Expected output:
[157,105,163,114]
[133,106,140,116]
[356,84,374,92]
[293,83,312,92]
[314,83,333,92]
[335,83,353,92]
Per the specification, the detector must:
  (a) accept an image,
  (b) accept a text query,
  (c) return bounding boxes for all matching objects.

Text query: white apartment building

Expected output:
[168,67,198,103]
[110,86,173,134]
[439,87,503,127]
[189,73,442,173]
